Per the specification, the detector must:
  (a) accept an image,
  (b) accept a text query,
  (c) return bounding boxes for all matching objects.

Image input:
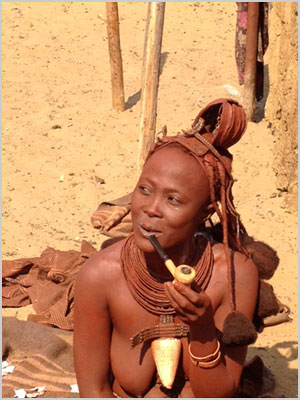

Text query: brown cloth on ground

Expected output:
[2,317,79,398]
[91,193,132,237]
[2,317,276,398]
[2,240,97,331]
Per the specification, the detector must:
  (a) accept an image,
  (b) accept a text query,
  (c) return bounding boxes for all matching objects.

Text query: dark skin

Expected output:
[73,146,259,398]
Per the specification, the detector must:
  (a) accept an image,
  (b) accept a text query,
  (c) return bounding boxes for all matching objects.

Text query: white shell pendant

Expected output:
[151,337,182,389]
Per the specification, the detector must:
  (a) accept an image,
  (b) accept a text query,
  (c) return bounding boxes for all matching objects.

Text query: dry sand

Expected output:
[2,2,298,397]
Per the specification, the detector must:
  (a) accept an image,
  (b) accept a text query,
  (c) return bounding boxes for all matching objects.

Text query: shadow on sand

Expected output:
[125,52,169,110]
[248,339,298,398]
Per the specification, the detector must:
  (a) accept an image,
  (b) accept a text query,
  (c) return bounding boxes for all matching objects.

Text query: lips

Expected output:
[138,224,162,238]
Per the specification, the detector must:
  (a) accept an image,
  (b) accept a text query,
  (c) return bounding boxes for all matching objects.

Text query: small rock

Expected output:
[52,124,61,129]
[94,176,105,184]
[277,186,288,193]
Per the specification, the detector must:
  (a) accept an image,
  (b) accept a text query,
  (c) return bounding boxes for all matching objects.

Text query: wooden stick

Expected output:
[106,2,125,111]
[138,2,165,174]
[243,2,259,121]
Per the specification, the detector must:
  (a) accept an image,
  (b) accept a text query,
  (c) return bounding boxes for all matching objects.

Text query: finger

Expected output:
[173,281,202,303]
[178,282,212,310]
[173,281,209,309]
[165,283,211,324]
[165,284,202,324]
[165,288,194,320]
[164,282,198,313]
[164,282,185,314]
[165,282,211,314]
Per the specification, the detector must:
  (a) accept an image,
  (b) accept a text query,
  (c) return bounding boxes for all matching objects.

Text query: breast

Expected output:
[107,269,189,396]
[108,275,160,396]
[111,332,157,396]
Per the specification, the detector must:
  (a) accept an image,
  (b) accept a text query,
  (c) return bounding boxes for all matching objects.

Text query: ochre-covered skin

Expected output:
[73,100,259,398]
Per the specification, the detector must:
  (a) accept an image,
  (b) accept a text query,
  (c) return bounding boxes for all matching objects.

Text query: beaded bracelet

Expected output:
[188,340,221,368]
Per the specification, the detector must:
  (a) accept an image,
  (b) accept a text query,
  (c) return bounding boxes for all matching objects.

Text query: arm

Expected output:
[73,255,114,398]
[164,249,259,398]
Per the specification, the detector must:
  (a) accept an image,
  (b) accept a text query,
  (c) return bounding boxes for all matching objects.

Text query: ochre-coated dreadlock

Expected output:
[146,99,253,330]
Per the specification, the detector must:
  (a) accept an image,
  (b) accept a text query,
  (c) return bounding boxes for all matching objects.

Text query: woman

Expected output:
[73,99,259,398]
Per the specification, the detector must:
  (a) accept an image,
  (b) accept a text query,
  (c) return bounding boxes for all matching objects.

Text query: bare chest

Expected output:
[107,275,189,396]
[106,263,227,397]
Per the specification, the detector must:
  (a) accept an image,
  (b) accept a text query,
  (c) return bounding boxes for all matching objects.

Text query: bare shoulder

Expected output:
[212,242,258,283]
[211,242,259,322]
[75,238,126,293]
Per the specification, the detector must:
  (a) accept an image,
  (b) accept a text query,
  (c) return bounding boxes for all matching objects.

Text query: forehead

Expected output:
[145,145,200,171]
[141,145,209,194]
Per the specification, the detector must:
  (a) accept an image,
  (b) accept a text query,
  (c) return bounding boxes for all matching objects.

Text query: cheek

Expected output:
[130,190,140,216]
[130,191,148,229]
[164,208,200,233]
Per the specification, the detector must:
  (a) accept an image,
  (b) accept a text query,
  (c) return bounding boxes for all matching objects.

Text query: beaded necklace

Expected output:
[121,233,214,316]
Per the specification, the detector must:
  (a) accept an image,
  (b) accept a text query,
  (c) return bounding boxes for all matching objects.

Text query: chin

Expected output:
[133,233,156,253]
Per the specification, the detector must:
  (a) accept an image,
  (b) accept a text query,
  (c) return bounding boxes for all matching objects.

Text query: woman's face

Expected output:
[131,146,210,253]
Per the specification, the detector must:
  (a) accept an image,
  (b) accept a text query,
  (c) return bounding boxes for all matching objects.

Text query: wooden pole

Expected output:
[138,2,165,174]
[106,2,125,111]
[243,2,259,121]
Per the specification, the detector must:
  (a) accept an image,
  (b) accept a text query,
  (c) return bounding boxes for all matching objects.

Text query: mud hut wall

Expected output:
[265,2,298,206]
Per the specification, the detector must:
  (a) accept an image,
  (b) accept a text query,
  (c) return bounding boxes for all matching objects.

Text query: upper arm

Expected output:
[73,255,112,397]
[213,248,259,390]
[223,251,259,388]
[233,250,259,320]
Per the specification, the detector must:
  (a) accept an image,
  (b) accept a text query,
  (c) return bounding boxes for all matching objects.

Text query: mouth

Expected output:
[138,224,162,238]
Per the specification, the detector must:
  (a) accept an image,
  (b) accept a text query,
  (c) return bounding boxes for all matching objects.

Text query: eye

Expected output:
[167,196,181,205]
[139,185,151,195]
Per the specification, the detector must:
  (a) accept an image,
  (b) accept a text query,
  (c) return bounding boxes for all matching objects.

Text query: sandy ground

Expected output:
[2,2,298,398]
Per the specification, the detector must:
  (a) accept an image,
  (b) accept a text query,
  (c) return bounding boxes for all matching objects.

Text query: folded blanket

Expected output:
[2,317,275,398]
[91,193,132,238]
[2,241,97,331]
[2,317,79,398]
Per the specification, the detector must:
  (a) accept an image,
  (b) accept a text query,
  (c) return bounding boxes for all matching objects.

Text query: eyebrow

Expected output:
[139,176,191,198]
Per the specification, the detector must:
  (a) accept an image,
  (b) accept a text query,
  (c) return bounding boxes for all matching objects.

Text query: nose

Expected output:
[143,197,162,218]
